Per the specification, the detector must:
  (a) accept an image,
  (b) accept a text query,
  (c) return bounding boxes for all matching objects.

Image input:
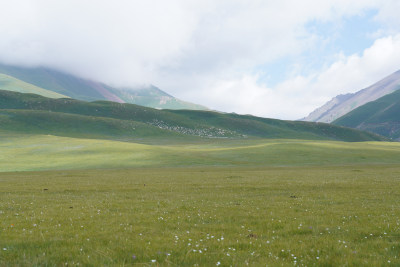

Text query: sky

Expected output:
[0,0,400,119]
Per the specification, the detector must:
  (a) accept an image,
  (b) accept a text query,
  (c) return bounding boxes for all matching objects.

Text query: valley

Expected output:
[2,2,400,266]
[1,69,399,266]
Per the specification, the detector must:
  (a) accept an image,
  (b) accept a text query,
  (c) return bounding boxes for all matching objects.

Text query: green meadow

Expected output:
[1,133,400,266]
[1,133,400,172]
[1,165,400,266]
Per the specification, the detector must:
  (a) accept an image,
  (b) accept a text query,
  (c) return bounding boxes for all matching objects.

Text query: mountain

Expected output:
[303,70,400,123]
[333,89,400,140]
[0,63,207,110]
[110,85,206,110]
[0,90,387,142]
[0,73,68,98]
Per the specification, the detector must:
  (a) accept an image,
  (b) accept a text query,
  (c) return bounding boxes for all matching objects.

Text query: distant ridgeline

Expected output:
[302,70,400,140]
[302,70,400,123]
[0,90,387,142]
[0,63,207,110]
[333,89,400,141]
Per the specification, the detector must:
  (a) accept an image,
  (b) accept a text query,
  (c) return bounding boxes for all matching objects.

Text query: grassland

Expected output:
[1,133,400,172]
[1,134,400,266]
[1,88,399,266]
[1,165,400,266]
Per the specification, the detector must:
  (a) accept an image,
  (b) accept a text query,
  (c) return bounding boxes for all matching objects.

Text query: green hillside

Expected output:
[0,73,68,98]
[333,89,400,140]
[0,90,387,142]
[0,64,106,101]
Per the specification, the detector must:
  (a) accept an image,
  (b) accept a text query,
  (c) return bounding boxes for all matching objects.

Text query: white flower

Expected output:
[151,259,156,263]
[216,262,221,266]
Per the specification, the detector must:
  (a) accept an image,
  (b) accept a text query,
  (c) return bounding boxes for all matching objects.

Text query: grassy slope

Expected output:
[0,74,68,98]
[333,89,400,139]
[1,165,400,266]
[0,90,387,142]
[0,64,105,101]
[170,109,386,141]
[0,109,188,142]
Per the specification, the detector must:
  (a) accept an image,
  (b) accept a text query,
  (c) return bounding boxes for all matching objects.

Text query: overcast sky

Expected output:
[1,0,400,119]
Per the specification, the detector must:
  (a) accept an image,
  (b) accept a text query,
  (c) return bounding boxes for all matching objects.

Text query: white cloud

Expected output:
[201,34,400,120]
[374,0,400,33]
[0,0,398,119]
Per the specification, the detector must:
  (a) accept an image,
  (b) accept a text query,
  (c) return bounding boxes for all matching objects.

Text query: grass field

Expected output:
[1,134,400,265]
[1,165,400,266]
[1,133,400,172]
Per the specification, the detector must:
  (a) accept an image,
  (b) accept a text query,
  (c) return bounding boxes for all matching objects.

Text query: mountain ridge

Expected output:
[333,89,400,140]
[303,70,400,123]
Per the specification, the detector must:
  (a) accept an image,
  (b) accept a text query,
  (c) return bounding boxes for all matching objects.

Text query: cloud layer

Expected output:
[0,0,399,119]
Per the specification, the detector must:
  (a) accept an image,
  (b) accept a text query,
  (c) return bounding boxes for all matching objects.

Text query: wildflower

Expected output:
[216,262,221,266]
[151,259,156,263]
[132,255,136,260]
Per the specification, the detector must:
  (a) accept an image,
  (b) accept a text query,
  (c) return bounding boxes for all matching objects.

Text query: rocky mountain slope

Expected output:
[303,70,400,123]
[333,89,400,140]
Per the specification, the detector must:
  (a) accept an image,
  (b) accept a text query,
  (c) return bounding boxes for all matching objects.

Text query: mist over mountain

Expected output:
[0,63,207,110]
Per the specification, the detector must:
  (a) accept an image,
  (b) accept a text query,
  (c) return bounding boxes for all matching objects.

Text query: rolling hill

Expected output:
[333,89,400,140]
[303,70,400,123]
[0,63,207,110]
[0,90,387,142]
